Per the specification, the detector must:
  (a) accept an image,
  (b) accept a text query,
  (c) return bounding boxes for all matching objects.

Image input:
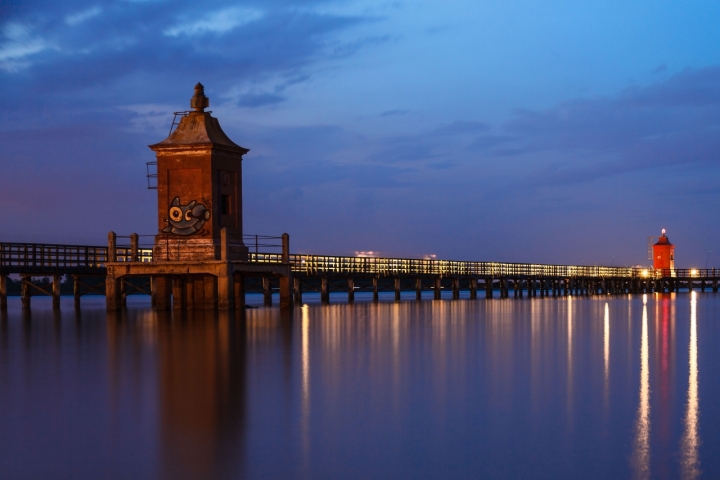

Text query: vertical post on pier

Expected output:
[714,279,718,293]
[452,278,459,299]
[200,275,218,310]
[217,273,232,310]
[120,278,128,307]
[234,273,245,309]
[469,278,477,299]
[154,276,171,310]
[416,278,423,300]
[130,233,139,262]
[294,277,302,305]
[540,278,545,298]
[394,278,401,301]
[279,233,293,310]
[373,277,379,302]
[263,277,273,306]
[172,276,186,309]
[52,274,61,310]
[0,273,7,311]
[348,278,355,304]
[434,277,442,300]
[485,276,493,298]
[73,275,80,309]
[21,275,31,309]
[518,278,524,298]
[107,231,117,263]
[321,277,330,304]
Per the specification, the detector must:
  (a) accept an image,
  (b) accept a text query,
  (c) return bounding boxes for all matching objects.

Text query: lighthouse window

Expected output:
[221,195,231,215]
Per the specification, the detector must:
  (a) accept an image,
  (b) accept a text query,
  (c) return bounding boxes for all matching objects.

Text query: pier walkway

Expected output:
[1,240,718,310]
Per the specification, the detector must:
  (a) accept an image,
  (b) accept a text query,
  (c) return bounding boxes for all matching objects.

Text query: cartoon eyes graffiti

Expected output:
[169,207,183,222]
[162,197,211,235]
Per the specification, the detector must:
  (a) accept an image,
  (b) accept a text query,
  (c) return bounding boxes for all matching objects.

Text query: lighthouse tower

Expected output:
[149,83,249,261]
[652,229,675,273]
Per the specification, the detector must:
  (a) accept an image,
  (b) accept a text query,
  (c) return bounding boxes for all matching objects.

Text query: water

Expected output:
[1,292,719,479]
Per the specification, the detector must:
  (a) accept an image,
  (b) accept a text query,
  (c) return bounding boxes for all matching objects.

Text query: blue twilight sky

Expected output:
[2,0,720,266]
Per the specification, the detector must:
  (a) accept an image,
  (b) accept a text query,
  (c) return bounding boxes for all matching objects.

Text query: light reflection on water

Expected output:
[0,294,718,479]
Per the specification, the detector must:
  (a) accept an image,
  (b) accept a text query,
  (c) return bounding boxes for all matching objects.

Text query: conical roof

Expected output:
[149,83,249,154]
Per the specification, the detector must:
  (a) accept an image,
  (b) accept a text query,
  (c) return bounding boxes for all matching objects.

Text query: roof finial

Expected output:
[190,82,209,112]
[662,228,666,236]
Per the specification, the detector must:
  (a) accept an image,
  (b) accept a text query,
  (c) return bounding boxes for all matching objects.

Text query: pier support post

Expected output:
[106,274,121,312]
[172,276,186,309]
[394,278,401,301]
[373,277,379,302]
[714,279,718,293]
[279,233,293,310]
[73,275,81,309]
[294,277,302,305]
[234,273,245,309]
[130,233,139,262]
[154,276,171,310]
[263,277,273,306]
[434,277,442,300]
[321,277,330,304]
[21,275,31,309]
[486,277,493,298]
[452,278,460,299]
[348,278,355,304]
[204,275,218,310]
[470,278,477,299]
[52,274,61,310]
[0,273,7,311]
[217,273,233,310]
[416,278,422,301]
[540,278,545,298]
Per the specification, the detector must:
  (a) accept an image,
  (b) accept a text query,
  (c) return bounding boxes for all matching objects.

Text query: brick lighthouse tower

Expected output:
[653,228,675,274]
[105,84,292,311]
[150,83,249,261]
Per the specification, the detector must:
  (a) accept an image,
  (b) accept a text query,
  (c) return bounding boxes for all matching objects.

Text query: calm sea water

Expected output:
[1,292,719,479]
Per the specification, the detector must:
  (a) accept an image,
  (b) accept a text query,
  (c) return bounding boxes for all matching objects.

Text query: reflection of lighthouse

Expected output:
[653,229,675,276]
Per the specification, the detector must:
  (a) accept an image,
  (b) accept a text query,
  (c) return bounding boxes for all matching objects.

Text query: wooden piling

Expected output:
[52,274,61,310]
[0,273,7,311]
[172,276,186,309]
[373,277,379,302]
[321,277,330,304]
[279,233,293,309]
[485,276,493,298]
[394,278,401,301]
[470,278,477,299]
[348,278,355,304]
[263,277,273,306]
[204,275,217,310]
[416,278,422,301]
[21,275,31,309]
[452,278,460,299]
[434,277,442,300]
[155,276,171,310]
[294,277,302,305]
[234,273,245,309]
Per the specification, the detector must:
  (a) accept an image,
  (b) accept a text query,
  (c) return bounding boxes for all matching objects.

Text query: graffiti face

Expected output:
[162,196,211,235]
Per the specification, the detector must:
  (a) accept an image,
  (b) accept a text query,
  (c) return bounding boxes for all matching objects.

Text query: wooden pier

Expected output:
[2,239,718,311]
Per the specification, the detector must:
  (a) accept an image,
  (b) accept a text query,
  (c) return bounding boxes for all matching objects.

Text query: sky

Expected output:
[2,0,720,267]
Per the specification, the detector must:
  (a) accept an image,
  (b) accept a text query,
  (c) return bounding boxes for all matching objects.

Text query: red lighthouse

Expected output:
[653,229,675,274]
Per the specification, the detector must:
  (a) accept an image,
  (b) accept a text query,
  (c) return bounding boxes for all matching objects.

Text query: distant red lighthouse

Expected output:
[653,229,675,273]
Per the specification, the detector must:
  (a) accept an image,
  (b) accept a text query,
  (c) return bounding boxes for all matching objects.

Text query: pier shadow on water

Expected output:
[1,293,720,479]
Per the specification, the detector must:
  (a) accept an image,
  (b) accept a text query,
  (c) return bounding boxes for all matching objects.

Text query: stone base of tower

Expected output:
[105,260,292,311]
[153,236,248,262]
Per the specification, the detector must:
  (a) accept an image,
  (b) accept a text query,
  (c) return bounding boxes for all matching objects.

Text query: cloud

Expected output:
[65,6,102,26]
[164,7,264,37]
[469,66,720,186]
[0,23,48,72]
[236,92,287,108]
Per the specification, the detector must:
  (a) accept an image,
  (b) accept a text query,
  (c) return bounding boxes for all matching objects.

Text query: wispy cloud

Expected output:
[164,7,264,37]
[65,6,102,26]
[0,23,47,72]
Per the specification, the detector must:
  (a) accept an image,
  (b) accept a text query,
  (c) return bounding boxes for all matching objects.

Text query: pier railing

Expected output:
[2,241,718,279]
